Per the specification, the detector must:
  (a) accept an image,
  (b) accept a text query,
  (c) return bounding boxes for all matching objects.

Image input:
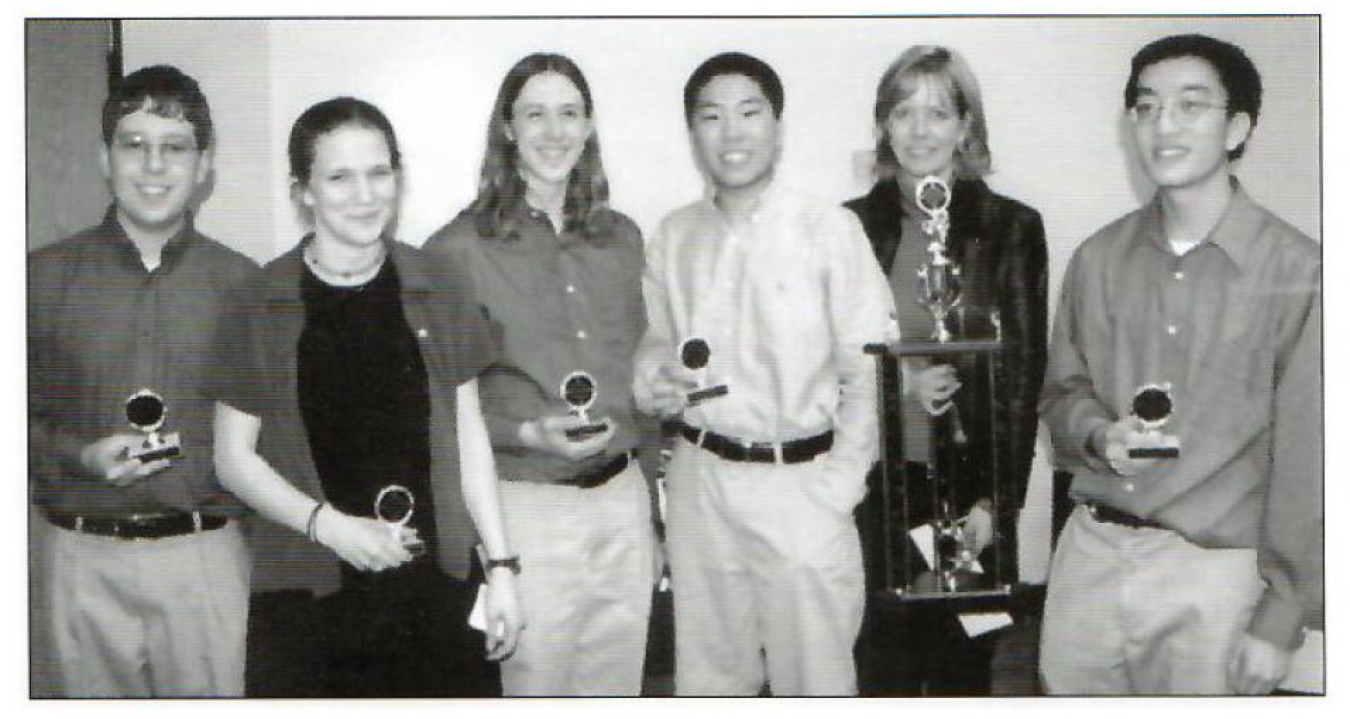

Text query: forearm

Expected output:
[213,401,320,535]
[456,379,513,559]
[29,418,93,480]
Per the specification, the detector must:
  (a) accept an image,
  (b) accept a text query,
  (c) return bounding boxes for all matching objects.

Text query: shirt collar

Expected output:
[702,173,784,226]
[265,235,434,303]
[98,205,198,273]
[1141,177,1264,271]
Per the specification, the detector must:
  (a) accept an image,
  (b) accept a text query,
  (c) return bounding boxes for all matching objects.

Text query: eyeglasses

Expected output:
[111,134,200,165]
[1127,98,1228,125]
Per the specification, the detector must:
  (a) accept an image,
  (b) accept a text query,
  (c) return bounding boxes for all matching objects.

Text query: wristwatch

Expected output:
[484,554,522,575]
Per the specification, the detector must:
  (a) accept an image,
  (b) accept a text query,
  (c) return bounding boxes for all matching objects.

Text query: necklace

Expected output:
[304,243,386,284]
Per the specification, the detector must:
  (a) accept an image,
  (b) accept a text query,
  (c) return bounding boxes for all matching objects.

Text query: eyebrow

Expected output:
[1137,83,1216,95]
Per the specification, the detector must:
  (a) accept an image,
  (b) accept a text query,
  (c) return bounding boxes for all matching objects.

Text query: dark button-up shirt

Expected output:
[29,208,257,517]
[425,208,646,485]
[208,239,494,594]
[1040,183,1321,648]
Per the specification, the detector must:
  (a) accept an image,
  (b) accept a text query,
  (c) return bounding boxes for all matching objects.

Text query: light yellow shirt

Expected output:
[634,182,896,496]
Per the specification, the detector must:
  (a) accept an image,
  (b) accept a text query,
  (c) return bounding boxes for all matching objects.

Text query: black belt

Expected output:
[1084,503,1166,530]
[677,422,833,464]
[45,510,228,540]
[556,452,632,489]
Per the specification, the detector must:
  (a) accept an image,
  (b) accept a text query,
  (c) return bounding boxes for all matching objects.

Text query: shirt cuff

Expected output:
[1248,586,1307,651]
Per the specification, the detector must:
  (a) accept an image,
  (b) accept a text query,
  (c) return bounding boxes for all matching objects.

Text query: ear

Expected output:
[1225,112,1254,155]
[297,179,315,211]
[195,147,214,185]
[99,144,111,181]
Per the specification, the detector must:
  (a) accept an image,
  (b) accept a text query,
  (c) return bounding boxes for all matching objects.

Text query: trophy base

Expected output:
[1128,447,1180,458]
[565,422,610,440]
[129,432,181,463]
[687,384,729,406]
[884,570,1012,606]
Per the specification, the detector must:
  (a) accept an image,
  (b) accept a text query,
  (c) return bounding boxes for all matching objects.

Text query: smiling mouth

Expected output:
[1154,147,1189,160]
[719,151,753,165]
[135,184,173,198]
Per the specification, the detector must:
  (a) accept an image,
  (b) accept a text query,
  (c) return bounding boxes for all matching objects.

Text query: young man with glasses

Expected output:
[29,65,257,696]
[633,52,894,696]
[1039,34,1321,695]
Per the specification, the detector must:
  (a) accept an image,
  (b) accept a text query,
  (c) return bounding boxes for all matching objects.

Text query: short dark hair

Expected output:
[683,52,784,125]
[1125,34,1262,160]
[102,65,213,150]
[287,96,402,186]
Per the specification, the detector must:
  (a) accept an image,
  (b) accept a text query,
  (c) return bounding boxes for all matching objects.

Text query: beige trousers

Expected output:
[665,441,865,696]
[42,519,250,697]
[1040,506,1263,695]
[496,463,654,696]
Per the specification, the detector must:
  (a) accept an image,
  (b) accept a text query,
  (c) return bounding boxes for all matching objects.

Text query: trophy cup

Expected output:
[914,175,963,344]
[560,371,610,440]
[679,337,729,406]
[124,389,182,462]
[375,484,425,557]
[1127,383,1180,458]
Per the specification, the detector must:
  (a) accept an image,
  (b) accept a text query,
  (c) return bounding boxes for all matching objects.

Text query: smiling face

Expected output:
[883,73,968,187]
[508,70,592,196]
[1131,55,1251,193]
[689,73,781,202]
[101,106,210,239]
[300,123,398,249]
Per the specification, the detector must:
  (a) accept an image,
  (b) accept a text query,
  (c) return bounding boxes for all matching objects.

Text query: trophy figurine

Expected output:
[375,484,425,557]
[560,371,610,440]
[1127,383,1180,458]
[914,175,963,343]
[124,389,182,462]
[679,337,729,406]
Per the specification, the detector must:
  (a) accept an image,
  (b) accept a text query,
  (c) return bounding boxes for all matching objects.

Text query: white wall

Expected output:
[124,16,1320,581]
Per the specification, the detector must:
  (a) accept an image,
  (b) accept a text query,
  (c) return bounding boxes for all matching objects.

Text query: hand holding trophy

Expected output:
[679,337,729,406]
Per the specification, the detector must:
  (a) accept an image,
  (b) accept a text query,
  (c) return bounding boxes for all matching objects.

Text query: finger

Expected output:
[134,459,173,477]
[106,459,142,485]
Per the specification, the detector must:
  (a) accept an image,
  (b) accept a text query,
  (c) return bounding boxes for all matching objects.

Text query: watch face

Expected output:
[560,371,597,411]
[374,485,415,525]
[125,390,165,432]
[1132,387,1173,423]
[680,338,711,370]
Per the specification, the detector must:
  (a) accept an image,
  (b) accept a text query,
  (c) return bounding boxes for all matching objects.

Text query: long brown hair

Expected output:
[471,53,612,239]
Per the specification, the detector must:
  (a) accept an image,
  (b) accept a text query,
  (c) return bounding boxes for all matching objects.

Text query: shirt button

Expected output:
[566,284,576,294]
[1174,271,1185,281]
[1122,482,1135,493]
[416,328,429,339]
[1166,325,1178,336]
[576,330,587,340]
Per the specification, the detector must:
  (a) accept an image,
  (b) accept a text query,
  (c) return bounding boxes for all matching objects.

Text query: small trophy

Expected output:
[560,371,610,440]
[679,337,729,406]
[1127,383,1180,458]
[914,175,963,343]
[374,484,425,557]
[124,389,182,462]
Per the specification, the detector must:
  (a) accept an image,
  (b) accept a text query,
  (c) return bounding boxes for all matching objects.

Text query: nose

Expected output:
[1156,102,1182,133]
[354,175,375,203]
[144,144,167,173]
[544,113,566,140]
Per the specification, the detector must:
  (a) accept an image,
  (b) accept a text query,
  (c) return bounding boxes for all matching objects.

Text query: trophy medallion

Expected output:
[1127,383,1180,458]
[375,484,425,557]
[560,371,610,440]
[124,389,182,462]
[679,337,729,406]
[914,175,963,344]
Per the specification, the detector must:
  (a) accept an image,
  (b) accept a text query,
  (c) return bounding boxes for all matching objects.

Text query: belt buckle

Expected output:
[192,511,203,533]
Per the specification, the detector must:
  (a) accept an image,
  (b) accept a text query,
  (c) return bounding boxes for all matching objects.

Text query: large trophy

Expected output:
[864,175,1013,608]
[124,388,182,462]
[560,371,610,440]
[375,484,425,557]
[1127,383,1180,458]
[679,337,729,406]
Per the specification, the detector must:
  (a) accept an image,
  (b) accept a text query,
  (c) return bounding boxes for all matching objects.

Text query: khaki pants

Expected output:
[42,519,250,697]
[666,441,864,696]
[497,463,654,696]
[1040,506,1262,694]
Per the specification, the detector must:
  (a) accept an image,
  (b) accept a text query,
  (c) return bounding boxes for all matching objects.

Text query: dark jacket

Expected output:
[846,178,1047,511]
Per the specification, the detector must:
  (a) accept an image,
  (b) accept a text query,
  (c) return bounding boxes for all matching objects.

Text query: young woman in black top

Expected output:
[212,98,523,696]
